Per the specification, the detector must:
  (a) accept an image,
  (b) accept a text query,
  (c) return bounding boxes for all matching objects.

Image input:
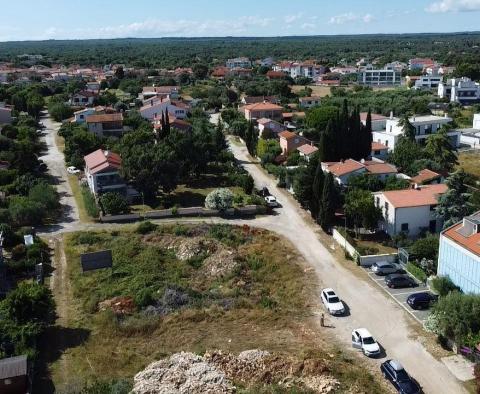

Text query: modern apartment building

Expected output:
[357,67,401,86]
[438,77,480,104]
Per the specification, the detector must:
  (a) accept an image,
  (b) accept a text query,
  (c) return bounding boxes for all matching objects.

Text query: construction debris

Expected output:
[132,350,340,393]
[98,296,135,315]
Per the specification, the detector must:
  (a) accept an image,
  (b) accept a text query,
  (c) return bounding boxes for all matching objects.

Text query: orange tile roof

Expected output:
[244,102,283,111]
[325,159,365,177]
[366,163,397,174]
[278,130,297,140]
[361,112,388,122]
[297,144,318,156]
[382,184,448,208]
[86,113,123,123]
[410,169,442,185]
[371,141,389,151]
[84,149,121,175]
[443,217,480,257]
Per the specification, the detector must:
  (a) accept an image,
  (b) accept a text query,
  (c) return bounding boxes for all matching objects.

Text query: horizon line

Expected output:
[1,30,480,44]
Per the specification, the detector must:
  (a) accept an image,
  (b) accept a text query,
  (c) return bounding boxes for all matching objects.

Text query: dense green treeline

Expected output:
[2,32,480,68]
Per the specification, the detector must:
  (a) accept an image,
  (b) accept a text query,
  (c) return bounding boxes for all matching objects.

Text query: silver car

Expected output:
[371,261,401,276]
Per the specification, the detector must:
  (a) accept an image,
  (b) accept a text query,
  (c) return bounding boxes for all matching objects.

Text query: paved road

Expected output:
[39,113,80,231]
[226,137,466,394]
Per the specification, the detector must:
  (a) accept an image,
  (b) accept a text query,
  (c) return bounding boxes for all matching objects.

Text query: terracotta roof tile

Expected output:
[371,141,389,151]
[410,169,442,185]
[381,184,448,208]
[84,149,121,175]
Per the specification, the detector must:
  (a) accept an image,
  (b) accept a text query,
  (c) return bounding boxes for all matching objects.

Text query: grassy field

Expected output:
[291,85,332,97]
[67,175,93,223]
[44,224,386,393]
[458,150,480,178]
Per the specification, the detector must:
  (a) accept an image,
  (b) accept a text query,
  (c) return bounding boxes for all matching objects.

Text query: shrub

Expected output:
[99,192,130,215]
[135,288,155,308]
[431,276,461,296]
[136,221,158,234]
[72,232,102,246]
[81,186,99,218]
[11,244,27,261]
[204,188,233,211]
[8,196,44,227]
[28,182,59,211]
[406,262,427,282]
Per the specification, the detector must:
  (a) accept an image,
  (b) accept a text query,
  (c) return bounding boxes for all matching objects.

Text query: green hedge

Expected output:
[406,262,427,282]
[81,185,99,218]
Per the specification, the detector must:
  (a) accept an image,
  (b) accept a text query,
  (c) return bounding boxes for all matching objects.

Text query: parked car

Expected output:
[67,166,81,175]
[351,328,381,357]
[321,288,345,315]
[264,195,279,207]
[385,274,416,289]
[407,292,436,310]
[381,359,421,394]
[371,261,401,276]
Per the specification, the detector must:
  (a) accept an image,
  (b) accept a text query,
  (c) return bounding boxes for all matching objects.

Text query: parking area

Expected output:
[363,267,431,323]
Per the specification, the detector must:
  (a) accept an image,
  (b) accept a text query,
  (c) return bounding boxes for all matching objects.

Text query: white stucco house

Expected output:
[73,108,97,124]
[438,77,480,105]
[140,97,188,120]
[372,114,459,151]
[374,183,448,237]
[322,159,397,186]
[360,112,387,131]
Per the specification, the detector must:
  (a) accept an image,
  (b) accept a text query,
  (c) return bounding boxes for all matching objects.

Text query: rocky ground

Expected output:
[132,349,340,393]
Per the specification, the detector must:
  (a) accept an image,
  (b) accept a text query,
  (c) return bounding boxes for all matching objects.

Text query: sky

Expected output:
[1,0,480,41]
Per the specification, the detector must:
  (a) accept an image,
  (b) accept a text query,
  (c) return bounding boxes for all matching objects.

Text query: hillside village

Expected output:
[2,28,480,394]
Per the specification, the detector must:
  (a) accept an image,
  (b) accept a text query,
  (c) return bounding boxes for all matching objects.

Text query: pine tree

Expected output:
[310,160,325,220]
[318,172,337,230]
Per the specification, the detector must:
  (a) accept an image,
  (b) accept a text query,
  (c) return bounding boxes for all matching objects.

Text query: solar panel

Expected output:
[80,250,113,272]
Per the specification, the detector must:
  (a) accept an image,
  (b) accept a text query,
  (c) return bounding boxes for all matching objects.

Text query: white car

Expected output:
[264,195,279,207]
[67,166,81,175]
[352,328,381,357]
[321,288,345,315]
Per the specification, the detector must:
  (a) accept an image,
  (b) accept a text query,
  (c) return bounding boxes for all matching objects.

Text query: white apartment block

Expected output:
[372,114,459,151]
[226,57,252,69]
[438,77,480,104]
[357,67,401,86]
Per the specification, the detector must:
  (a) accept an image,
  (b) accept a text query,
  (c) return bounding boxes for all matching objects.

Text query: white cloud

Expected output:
[37,16,275,40]
[301,23,317,31]
[426,0,480,12]
[284,13,304,24]
[328,12,375,25]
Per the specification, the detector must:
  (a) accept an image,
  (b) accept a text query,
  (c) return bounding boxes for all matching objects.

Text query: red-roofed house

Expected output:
[322,159,397,186]
[266,70,286,80]
[278,131,310,155]
[410,169,444,187]
[86,113,124,137]
[70,91,97,107]
[297,144,318,161]
[153,115,192,133]
[243,102,283,121]
[84,149,126,196]
[374,183,448,237]
[360,112,388,131]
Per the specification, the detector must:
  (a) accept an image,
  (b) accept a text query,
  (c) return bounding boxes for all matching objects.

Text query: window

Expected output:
[385,140,389,147]
[374,150,380,155]
[401,223,409,232]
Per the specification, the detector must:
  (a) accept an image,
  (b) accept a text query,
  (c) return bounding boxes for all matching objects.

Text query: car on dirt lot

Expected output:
[67,166,81,175]
[321,288,345,315]
[264,195,279,207]
[371,261,402,276]
[381,359,421,394]
[351,328,381,357]
[385,274,416,289]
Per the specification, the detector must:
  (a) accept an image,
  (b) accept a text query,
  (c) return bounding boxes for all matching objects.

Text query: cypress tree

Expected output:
[318,172,337,230]
[310,160,325,220]
[161,111,166,132]
[165,111,171,134]
[363,109,373,159]
[319,119,336,162]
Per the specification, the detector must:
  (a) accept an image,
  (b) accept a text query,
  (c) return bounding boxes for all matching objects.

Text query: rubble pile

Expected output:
[132,350,340,394]
[98,296,135,315]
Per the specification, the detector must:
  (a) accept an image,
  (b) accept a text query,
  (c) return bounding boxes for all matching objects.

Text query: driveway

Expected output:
[227,137,466,394]
[39,113,80,231]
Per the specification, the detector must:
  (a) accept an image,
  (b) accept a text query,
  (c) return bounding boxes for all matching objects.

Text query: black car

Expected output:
[385,274,416,289]
[407,292,436,310]
[381,359,421,394]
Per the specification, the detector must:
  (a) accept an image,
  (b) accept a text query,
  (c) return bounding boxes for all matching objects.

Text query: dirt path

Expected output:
[39,113,80,231]
[226,137,466,394]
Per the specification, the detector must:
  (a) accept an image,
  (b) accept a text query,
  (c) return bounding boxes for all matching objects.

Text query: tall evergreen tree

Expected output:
[161,111,166,131]
[165,111,171,134]
[318,119,337,162]
[311,160,325,220]
[318,172,337,230]
[363,109,373,159]
[398,114,416,142]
